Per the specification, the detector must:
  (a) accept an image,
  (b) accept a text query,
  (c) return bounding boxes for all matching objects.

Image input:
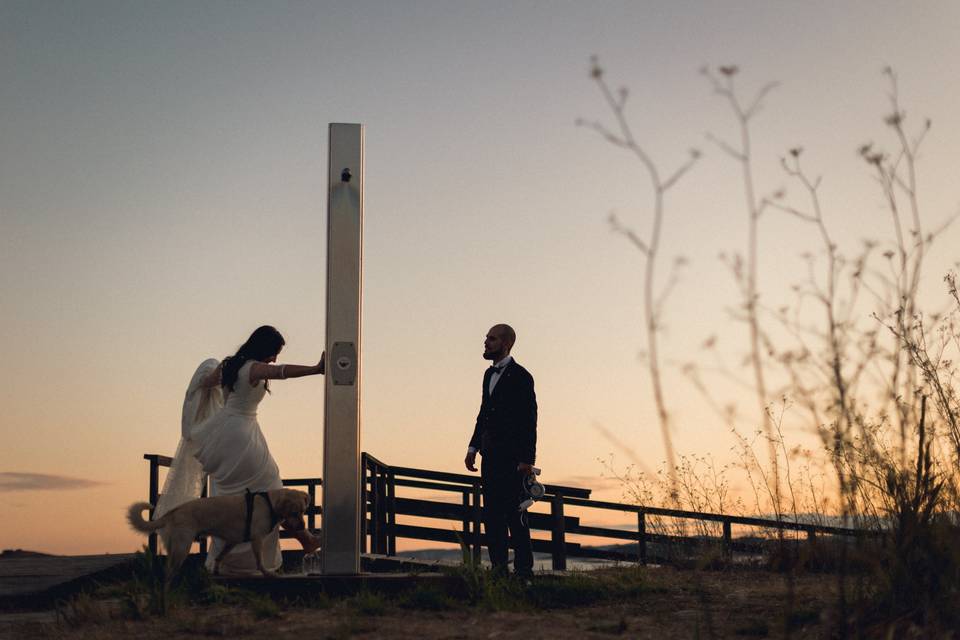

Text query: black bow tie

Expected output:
[488,366,504,376]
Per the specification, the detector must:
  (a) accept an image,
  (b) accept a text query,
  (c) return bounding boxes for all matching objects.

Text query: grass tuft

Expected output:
[54,591,112,628]
[398,584,456,611]
[245,593,282,619]
[347,589,388,616]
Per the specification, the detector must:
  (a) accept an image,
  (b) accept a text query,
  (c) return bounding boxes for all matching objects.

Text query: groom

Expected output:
[464,324,538,577]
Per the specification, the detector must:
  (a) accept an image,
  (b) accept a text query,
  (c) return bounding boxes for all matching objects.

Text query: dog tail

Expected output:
[127,502,166,534]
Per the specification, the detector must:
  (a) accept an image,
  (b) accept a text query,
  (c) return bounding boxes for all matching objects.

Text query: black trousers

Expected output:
[481,456,533,574]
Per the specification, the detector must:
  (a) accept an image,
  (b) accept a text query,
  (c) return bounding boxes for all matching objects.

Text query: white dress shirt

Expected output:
[487,355,513,395]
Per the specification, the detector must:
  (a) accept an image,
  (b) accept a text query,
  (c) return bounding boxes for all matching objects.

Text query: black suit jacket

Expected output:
[468,360,537,465]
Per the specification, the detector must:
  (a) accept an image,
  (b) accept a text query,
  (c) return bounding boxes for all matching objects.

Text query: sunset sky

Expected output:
[3,1,960,555]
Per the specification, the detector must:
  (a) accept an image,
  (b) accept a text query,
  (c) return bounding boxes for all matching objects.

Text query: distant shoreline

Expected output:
[0,549,54,560]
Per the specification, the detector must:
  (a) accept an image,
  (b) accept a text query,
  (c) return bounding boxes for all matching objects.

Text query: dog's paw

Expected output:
[301,534,321,555]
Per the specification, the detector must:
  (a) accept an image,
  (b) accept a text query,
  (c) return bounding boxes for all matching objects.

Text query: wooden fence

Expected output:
[145,452,866,569]
[359,453,869,569]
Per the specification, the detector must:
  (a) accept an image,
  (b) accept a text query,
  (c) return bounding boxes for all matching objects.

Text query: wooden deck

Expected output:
[0,553,136,610]
[0,551,468,611]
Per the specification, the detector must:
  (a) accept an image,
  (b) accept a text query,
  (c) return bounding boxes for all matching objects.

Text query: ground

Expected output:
[0,566,860,639]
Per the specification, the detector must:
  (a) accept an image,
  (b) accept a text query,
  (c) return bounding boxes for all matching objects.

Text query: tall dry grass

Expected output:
[584,60,960,634]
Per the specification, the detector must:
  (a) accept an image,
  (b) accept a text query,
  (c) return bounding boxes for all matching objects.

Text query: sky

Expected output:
[3,1,960,555]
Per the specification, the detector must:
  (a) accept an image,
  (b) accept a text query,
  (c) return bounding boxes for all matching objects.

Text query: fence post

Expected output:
[364,464,372,552]
[387,470,397,556]
[461,490,471,563]
[360,468,368,554]
[198,475,209,556]
[722,520,732,560]
[362,462,371,552]
[377,468,388,554]
[371,468,383,553]
[637,511,647,565]
[472,481,482,566]
[551,493,567,571]
[359,457,366,554]
[308,483,317,533]
[148,456,159,556]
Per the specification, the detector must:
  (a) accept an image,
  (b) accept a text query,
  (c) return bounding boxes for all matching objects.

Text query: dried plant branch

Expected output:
[703,64,782,511]
[581,56,702,496]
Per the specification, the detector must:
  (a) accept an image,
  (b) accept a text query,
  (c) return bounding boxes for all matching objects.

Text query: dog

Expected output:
[128,488,312,580]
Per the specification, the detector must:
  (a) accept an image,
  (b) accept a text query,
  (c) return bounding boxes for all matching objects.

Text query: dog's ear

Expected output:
[277,489,311,516]
[290,490,308,514]
[274,490,298,516]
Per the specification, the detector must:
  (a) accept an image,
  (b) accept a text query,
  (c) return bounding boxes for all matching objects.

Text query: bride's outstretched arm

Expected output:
[250,353,325,382]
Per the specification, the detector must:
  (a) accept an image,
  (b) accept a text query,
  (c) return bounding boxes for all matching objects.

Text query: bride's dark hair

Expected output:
[221,325,285,392]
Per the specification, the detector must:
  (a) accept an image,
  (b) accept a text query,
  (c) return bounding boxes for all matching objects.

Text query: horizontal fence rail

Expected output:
[359,454,872,570]
[145,451,871,569]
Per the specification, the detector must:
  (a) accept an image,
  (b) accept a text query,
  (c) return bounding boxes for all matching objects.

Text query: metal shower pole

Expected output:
[322,123,364,574]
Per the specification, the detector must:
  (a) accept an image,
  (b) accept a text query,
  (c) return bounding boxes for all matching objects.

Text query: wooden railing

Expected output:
[361,452,592,570]
[146,452,868,569]
[360,454,871,570]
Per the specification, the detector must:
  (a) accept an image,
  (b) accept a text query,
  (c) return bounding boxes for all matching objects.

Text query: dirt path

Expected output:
[2,567,841,639]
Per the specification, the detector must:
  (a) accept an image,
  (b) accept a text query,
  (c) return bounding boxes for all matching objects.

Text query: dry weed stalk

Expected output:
[702,65,783,511]
[579,56,701,497]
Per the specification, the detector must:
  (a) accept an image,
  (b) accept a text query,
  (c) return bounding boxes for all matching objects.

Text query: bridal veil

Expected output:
[152,358,223,522]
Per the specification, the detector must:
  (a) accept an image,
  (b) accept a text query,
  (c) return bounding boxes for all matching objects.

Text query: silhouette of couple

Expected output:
[162,323,537,577]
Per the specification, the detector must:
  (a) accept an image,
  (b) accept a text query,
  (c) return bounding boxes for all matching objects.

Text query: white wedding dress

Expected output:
[191,360,283,575]
[154,359,223,521]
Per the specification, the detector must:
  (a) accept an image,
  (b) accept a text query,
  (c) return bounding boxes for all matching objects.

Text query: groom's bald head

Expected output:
[490,324,516,350]
[483,324,516,361]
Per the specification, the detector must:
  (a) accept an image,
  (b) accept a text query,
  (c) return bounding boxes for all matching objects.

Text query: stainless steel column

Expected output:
[322,123,364,574]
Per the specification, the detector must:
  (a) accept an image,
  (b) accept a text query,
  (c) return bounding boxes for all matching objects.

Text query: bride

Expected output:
[157,325,323,576]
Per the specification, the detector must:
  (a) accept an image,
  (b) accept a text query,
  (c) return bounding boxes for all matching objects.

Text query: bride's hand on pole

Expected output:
[251,359,325,382]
